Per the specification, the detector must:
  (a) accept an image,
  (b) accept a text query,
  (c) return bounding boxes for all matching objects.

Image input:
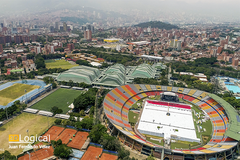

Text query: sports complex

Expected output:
[103,84,240,159]
[0,80,51,109]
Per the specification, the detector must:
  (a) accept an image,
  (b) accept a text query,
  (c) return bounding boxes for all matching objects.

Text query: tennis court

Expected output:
[81,146,103,160]
[100,153,118,160]
[40,126,65,142]
[18,146,54,160]
[55,128,77,144]
[68,131,89,150]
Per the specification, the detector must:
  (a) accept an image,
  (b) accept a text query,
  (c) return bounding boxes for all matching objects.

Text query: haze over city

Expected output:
[1,0,240,23]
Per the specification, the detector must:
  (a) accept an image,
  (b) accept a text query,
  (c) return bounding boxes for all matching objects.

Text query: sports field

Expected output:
[46,59,78,69]
[0,112,55,155]
[0,83,39,106]
[31,88,83,113]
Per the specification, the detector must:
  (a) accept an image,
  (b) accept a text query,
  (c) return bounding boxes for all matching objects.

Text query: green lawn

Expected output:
[0,112,56,155]
[171,140,199,149]
[45,59,55,63]
[46,59,78,69]
[131,101,142,110]
[31,88,83,113]
[128,111,139,124]
[146,137,164,146]
[0,83,39,106]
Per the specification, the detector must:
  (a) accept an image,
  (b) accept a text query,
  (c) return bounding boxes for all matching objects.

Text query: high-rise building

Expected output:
[22,36,30,43]
[31,35,38,42]
[0,35,5,44]
[67,43,74,51]
[82,25,87,31]
[84,29,92,40]
[232,58,239,67]
[0,23,3,28]
[5,36,12,43]
[50,26,54,33]
[63,22,67,32]
[55,22,59,30]
[14,35,21,44]
[0,44,3,52]
[35,46,41,54]
[91,26,95,33]
[177,40,182,51]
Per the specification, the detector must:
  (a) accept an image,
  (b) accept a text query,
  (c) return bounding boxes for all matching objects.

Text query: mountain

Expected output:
[134,21,179,30]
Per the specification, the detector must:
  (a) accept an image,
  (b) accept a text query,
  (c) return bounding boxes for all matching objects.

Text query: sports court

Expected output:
[0,112,55,155]
[55,128,77,144]
[137,100,200,142]
[0,83,39,106]
[18,146,54,160]
[81,146,103,160]
[40,126,65,142]
[31,88,83,113]
[99,153,118,160]
[0,80,47,109]
[68,131,89,150]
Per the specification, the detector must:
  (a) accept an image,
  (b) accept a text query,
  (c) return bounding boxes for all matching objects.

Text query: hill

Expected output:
[61,17,91,25]
[134,21,179,30]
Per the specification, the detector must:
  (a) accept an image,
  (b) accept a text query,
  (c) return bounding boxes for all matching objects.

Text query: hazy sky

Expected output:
[0,0,240,21]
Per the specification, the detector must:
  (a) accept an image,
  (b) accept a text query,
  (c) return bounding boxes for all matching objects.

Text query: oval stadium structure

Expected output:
[103,84,240,160]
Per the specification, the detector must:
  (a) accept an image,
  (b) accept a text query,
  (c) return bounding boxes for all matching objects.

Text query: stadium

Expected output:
[0,80,51,109]
[103,84,240,160]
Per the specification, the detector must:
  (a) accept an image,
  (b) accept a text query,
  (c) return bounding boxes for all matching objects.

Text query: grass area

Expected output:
[146,137,164,146]
[131,96,160,110]
[171,140,199,149]
[128,111,139,124]
[0,83,39,106]
[45,59,55,63]
[45,59,78,69]
[182,99,213,143]
[144,134,164,146]
[131,101,142,110]
[31,88,83,113]
[0,113,56,155]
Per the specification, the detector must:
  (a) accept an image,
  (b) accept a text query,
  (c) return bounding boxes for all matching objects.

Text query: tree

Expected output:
[54,144,72,158]
[80,110,85,116]
[54,119,62,125]
[88,124,107,143]
[99,135,121,151]
[76,60,91,66]
[118,147,130,160]
[52,82,57,89]
[35,57,46,69]
[67,80,74,87]
[51,106,63,115]
[146,155,155,160]
[160,79,168,85]
[0,150,17,160]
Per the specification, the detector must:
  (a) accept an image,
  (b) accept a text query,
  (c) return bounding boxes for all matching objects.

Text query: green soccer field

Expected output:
[31,88,83,113]
[0,83,39,106]
[0,112,56,155]
[45,59,78,69]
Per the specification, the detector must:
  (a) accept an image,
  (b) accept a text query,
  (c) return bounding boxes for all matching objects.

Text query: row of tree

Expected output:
[0,100,26,121]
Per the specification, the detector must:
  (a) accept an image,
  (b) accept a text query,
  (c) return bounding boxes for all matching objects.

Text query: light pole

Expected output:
[27,129,29,137]
[27,152,30,160]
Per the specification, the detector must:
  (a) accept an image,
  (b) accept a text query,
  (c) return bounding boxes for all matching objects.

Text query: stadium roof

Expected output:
[93,64,126,87]
[57,66,101,84]
[128,63,157,78]
[208,93,240,141]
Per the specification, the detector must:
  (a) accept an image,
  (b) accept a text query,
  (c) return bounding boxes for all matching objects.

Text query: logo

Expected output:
[9,134,50,144]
